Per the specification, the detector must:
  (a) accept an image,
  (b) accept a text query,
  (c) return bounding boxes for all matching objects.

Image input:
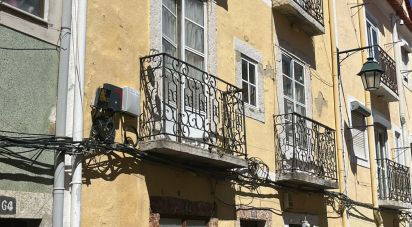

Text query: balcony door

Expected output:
[366,17,379,60]
[375,125,389,199]
[162,0,209,142]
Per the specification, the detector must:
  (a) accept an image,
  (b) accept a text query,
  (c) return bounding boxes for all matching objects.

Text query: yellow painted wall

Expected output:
[80,0,410,226]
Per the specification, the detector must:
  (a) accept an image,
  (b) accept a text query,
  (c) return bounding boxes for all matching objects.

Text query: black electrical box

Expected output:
[94,83,123,112]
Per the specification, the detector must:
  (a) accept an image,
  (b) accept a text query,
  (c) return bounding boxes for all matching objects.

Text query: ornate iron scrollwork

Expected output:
[293,0,324,26]
[377,158,411,203]
[139,53,247,157]
[274,112,337,182]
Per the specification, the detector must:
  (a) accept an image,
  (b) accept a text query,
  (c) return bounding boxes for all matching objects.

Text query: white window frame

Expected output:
[281,51,307,116]
[1,0,49,21]
[234,37,265,122]
[365,14,380,59]
[241,55,258,107]
[161,0,208,69]
[393,128,405,166]
[0,0,61,44]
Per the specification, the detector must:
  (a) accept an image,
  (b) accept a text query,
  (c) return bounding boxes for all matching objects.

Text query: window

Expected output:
[282,53,306,116]
[394,131,405,165]
[162,0,206,111]
[351,111,368,162]
[162,0,206,69]
[2,0,45,18]
[366,18,379,60]
[160,218,207,227]
[242,56,257,107]
[234,38,265,122]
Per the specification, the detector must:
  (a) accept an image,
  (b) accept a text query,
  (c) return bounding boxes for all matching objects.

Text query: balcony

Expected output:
[138,53,248,169]
[377,158,412,209]
[371,46,399,102]
[274,113,338,189]
[272,0,324,36]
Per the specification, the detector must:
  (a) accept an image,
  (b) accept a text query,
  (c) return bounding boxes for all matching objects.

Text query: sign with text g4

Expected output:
[0,196,16,214]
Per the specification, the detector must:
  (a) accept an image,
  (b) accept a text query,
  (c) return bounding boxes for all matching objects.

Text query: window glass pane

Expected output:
[185,50,204,71]
[242,81,249,104]
[296,105,306,116]
[282,54,292,77]
[249,63,256,85]
[283,76,293,98]
[4,0,44,17]
[295,83,305,104]
[186,220,207,227]
[284,99,294,114]
[162,6,177,43]
[185,0,204,25]
[185,20,204,53]
[242,60,248,81]
[294,62,304,83]
[163,39,177,57]
[163,0,177,14]
[249,85,256,106]
[160,218,181,227]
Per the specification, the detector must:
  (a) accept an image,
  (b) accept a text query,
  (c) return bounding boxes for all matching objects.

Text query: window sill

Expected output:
[1,2,48,26]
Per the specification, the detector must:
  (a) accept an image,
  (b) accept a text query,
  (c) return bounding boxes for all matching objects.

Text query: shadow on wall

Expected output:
[344,121,359,175]
[82,151,239,221]
[216,0,228,11]
[272,12,317,69]
[0,147,53,186]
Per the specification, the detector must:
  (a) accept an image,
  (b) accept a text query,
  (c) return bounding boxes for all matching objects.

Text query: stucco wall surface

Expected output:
[0,25,58,225]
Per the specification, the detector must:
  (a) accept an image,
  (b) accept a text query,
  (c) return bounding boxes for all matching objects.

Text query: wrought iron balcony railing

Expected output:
[369,45,398,95]
[274,112,337,182]
[139,53,247,157]
[293,0,324,26]
[377,158,411,203]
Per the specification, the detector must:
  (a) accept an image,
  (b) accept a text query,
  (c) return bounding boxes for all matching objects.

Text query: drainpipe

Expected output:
[392,16,412,211]
[356,0,382,225]
[53,0,72,226]
[70,0,87,226]
[327,0,348,226]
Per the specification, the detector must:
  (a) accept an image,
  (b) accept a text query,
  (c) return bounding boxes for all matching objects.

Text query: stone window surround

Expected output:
[347,96,370,168]
[0,0,62,45]
[275,46,312,118]
[235,37,265,122]
[149,196,218,227]
[236,208,272,227]
[150,0,217,75]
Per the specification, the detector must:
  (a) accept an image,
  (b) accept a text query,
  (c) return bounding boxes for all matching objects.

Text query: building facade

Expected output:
[0,0,63,226]
[78,0,412,226]
[1,0,412,227]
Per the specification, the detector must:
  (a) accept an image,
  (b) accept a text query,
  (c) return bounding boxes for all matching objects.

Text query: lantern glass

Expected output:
[360,71,381,91]
[357,57,384,91]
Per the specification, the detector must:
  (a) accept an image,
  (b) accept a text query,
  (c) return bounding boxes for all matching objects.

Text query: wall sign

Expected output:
[0,196,16,214]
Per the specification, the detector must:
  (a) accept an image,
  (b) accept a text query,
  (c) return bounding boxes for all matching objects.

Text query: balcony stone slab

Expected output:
[139,139,248,169]
[273,0,325,36]
[276,172,338,190]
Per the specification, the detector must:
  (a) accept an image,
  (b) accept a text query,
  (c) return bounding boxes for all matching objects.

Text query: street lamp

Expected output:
[357,57,384,91]
[337,45,385,91]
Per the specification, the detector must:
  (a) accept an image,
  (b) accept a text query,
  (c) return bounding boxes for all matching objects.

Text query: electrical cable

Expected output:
[0,129,411,220]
